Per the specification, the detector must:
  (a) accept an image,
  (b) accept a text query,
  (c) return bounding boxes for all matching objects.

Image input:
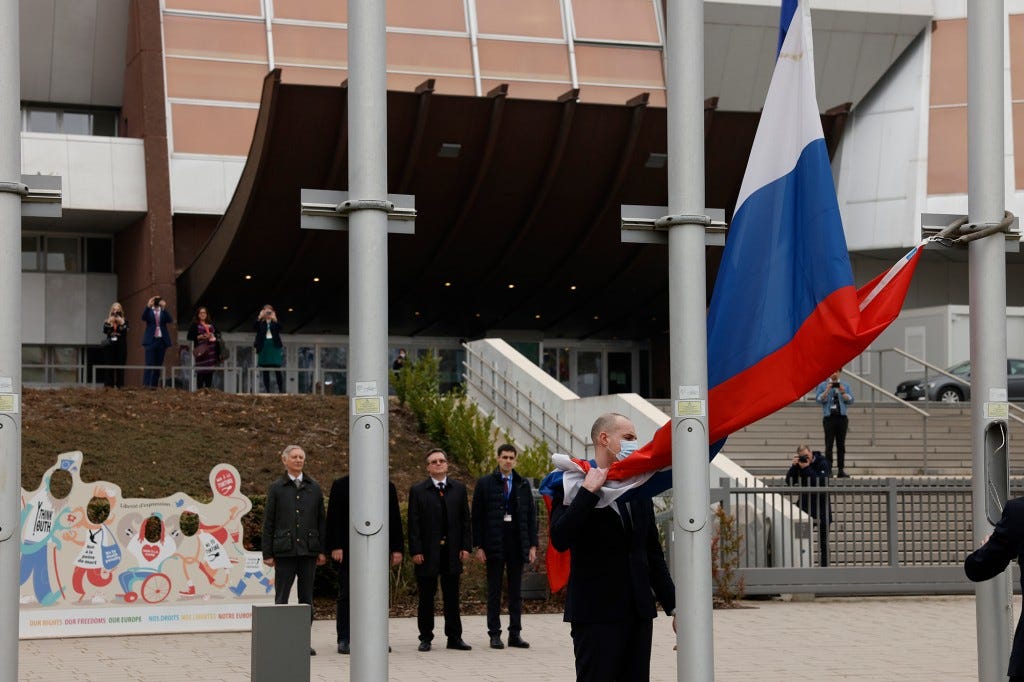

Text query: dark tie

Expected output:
[438,483,448,547]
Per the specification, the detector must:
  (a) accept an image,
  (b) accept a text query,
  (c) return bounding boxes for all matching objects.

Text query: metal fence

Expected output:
[706,476,1024,595]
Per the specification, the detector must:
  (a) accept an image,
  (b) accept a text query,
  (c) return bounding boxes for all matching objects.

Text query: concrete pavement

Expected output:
[17,595,1004,680]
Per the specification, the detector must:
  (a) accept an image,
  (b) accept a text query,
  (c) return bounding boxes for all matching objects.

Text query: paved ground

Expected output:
[17,595,1008,681]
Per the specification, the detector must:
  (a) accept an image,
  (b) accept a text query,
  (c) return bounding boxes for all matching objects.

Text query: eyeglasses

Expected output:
[427,458,447,465]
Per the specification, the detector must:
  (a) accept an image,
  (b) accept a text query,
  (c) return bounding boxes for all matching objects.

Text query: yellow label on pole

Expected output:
[675,400,706,417]
[0,393,18,413]
[985,402,1009,420]
[353,396,384,415]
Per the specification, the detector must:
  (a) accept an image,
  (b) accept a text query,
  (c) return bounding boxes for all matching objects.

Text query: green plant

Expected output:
[515,440,554,481]
[711,503,745,607]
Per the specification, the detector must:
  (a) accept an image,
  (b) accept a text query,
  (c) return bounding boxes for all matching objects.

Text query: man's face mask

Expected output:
[616,439,639,461]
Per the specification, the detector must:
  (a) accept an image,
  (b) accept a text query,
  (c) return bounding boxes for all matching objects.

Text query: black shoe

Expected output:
[337,640,350,655]
[507,634,530,649]
[837,471,850,478]
[418,641,431,652]
[446,639,472,651]
[489,635,504,649]
[310,647,317,656]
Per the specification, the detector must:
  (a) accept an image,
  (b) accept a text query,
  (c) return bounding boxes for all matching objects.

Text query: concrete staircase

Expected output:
[649,400,1024,476]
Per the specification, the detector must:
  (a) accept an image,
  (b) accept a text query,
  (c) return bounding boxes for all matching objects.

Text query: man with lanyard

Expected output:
[472,444,538,649]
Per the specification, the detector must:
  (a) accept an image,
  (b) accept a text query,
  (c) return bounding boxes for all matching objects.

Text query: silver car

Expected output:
[894,359,1024,402]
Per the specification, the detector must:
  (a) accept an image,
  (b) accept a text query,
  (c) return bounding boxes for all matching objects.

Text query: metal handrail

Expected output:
[461,344,588,455]
[838,370,930,418]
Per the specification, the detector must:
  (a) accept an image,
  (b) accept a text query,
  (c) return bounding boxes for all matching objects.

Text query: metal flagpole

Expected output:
[666,0,714,679]
[968,2,1013,680]
[347,0,391,677]
[0,0,22,678]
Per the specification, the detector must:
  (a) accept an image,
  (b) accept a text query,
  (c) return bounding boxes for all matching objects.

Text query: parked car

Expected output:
[894,359,1024,402]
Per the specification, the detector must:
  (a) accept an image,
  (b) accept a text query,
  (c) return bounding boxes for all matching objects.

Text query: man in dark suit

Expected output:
[550,413,676,681]
[965,496,1024,681]
[261,445,327,656]
[407,448,472,652]
[325,475,404,654]
[472,443,538,650]
[140,295,173,387]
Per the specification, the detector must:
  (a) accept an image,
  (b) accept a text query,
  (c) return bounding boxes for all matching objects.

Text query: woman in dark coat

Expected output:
[102,301,128,388]
[187,306,220,389]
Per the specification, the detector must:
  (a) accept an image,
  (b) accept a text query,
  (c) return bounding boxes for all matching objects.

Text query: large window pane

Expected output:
[274,0,345,23]
[572,0,659,43]
[575,45,663,87]
[477,0,562,38]
[52,347,80,384]
[273,24,347,67]
[388,33,473,76]
[576,351,602,397]
[166,0,262,15]
[477,39,570,82]
[22,235,39,271]
[319,345,347,395]
[92,111,117,137]
[608,351,631,393]
[62,112,91,135]
[23,344,46,383]
[85,238,113,274]
[438,348,465,393]
[387,0,466,32]
[164,15,267,62]
[46,237,80,272]
[171,104,258,155]
[26,109,58,133]
[166,57,267,103]
[297,346,315,394]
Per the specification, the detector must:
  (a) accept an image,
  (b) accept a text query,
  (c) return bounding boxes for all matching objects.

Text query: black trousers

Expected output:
[259,365,284,393]
[273,555,317,623]
[334,560,351,642]
[816,520,830,567]
[571,617,654,681]
[485,555,524,636]
[822,414,849,472]
[416,572,462,642]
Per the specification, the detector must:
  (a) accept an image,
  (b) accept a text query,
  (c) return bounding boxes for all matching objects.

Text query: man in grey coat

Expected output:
[262,444,326,655]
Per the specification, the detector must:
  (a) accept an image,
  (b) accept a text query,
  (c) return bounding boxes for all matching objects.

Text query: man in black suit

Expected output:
[965,496,1024,681]
[472,443,539,650]
[325,475,404,655]
[261,445,326,656]
[141,295,173,387]
[408,448,472,652]
[550,413,676,681]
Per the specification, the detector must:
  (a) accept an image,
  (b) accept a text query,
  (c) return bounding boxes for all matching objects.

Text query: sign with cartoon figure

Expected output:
[18,452,273,638]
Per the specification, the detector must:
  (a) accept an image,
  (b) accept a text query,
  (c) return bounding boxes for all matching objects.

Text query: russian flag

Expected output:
[542,0,924,591]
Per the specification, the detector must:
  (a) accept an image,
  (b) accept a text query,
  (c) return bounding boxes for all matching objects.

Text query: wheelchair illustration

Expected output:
[117,556,178,604]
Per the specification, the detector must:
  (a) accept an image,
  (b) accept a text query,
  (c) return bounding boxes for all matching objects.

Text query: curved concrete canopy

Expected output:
[179,69,849,340]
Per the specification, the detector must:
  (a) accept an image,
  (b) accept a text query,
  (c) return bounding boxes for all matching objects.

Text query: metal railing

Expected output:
[462,343,588,456]
[708,476,1024,594]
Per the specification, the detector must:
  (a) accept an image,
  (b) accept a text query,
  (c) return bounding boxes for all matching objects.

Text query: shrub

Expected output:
[515,440,554,482]
[711,503,746,607]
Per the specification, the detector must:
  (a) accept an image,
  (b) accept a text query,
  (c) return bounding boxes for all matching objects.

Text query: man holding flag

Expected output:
[549,413,676,681]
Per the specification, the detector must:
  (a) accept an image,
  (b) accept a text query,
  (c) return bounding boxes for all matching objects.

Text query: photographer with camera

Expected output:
[253,304,285,393]
[141,295,173,388]
[815,370,854,477]
[102,302,128,388]
[786,444,832,567]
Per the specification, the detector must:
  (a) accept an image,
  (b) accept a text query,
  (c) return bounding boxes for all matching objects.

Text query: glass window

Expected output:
[23,345,45,383]
[297,346,316,394]
[165,0,263,15]
[319,345,347,395]
[437,348,465,393]
[387,33,473,76]
[26,109,59,133]
[92,111,117,136]
[542,346,570,387]
[477,39,570,82]
[576,350,602,397]
[571,0,659,43]
[163,15,268,62]
[273,0,345,23]
[22,235,39,271]
[85,238,113,273]
[165,57,268,103]
[387,0,466,32]
[607,351,632,393]
[574,44,663,87]
[509,341,540,364]
[62,112,91,135]
[476,0,563,39]
[51,347,81,384]
[273,24,347,67]
[45,237,80,273]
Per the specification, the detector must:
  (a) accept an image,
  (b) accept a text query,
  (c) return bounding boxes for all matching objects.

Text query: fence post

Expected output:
[887,478,899,566]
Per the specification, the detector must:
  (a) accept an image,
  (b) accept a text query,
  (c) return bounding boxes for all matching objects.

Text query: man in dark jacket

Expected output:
[325,475,404,654]
[965,496,1024,681]
[550,413,675,681]
[261,445,326,655]
[472,444,539,650]
[407,448,472,652]
[785,444,832,567]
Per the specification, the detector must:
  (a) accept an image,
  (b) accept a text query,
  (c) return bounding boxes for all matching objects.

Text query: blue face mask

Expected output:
[616,439,639,461]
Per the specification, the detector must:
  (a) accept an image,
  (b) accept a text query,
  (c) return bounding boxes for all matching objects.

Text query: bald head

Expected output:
[590,413,637,467]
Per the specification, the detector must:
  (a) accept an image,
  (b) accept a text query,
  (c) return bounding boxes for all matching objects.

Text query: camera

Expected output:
[798,455,810,463]
[153,296,161,306]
